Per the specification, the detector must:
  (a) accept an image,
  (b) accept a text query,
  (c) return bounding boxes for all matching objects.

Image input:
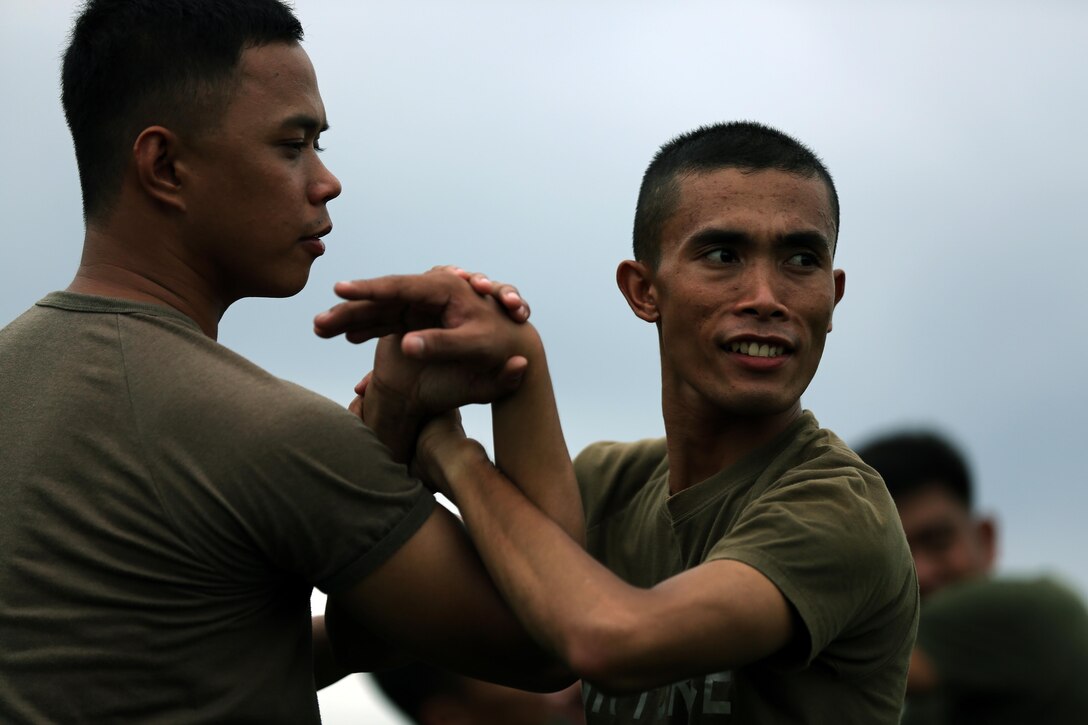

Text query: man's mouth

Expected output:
[729,341,787,358]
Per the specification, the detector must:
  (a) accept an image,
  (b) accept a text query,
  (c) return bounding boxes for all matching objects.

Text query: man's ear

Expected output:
[616,259,659,323]
[827,268,846,333]
[132,126,186,212]
[975,515,998,572]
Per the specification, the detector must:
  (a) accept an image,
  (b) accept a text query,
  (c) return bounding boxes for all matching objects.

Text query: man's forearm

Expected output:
[490,328,584,544]
[442,452,646,690]
[361,383,423,464]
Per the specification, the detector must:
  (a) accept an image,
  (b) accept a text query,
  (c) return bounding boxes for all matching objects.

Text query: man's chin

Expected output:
[717,391,802,419]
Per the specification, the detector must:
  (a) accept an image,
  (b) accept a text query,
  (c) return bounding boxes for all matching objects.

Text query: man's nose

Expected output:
[311,158,342,205]
[735,262,787,319]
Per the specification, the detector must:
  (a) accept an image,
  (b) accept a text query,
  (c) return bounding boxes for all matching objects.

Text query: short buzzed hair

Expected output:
[62,0,304,221]
[633,121,839,266]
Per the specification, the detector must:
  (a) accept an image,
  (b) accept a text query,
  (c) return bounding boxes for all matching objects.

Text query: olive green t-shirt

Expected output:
[903,576,1088,725]
[0,293,434,723]
[574,413,918,724]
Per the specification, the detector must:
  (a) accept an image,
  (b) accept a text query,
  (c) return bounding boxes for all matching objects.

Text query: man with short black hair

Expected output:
[322,121,920,723]
[0,1,576,720]
[857,430,1088,724]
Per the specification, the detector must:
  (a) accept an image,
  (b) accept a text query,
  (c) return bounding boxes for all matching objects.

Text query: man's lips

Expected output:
[299,224,332,256]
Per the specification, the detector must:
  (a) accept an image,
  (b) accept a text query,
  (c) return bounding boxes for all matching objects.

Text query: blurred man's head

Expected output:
[856,431,995,599]
[372,665,584,725]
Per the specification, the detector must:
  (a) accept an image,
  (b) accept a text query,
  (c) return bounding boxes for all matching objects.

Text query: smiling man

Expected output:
[323,122,920,723]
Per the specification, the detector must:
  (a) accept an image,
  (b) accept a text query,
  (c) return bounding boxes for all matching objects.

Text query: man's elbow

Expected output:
[557,608,654,695]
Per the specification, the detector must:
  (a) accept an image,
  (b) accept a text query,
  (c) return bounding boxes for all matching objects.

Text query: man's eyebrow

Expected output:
[780,230,833,251]
[280,114,329,134]
[687,228,750,246]
[687,228,831,249]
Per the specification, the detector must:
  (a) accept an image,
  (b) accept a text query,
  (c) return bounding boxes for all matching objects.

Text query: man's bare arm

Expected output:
[423,435,794,694]
[323,504,573,691]
[313,271,581,685]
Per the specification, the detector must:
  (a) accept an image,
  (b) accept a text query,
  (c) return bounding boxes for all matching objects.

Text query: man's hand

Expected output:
[316,269,536,414]
[314,267,529,352]
[316,269,538,460]
[435,265,530,324]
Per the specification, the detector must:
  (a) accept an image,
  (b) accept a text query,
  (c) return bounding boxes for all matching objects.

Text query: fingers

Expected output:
[314,299,401,339]
[355,371,373,396]
[313,275,459,339]
[429,265,470,280]
[313,270,529,343]
[399,325,504,362]
[464,272,529,323]
[498,284,530,322]
[430,267,531,323]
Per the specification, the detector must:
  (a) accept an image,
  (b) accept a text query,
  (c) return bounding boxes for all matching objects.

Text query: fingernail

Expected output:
[404,337,425,355]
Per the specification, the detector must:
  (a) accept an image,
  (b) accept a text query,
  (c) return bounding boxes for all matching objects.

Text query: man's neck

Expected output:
[68,226,226,339]
[662,396,802,495]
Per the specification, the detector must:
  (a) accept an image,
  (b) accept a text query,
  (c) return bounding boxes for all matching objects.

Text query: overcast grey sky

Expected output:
[3,1,1086,722]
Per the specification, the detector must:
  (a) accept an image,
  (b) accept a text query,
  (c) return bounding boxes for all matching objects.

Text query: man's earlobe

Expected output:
[616,259,659,323]
[133,126,185,212]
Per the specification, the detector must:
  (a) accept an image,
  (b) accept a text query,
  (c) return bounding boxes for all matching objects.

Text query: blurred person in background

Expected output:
[856,430,1088,724]
[372,664,584,725]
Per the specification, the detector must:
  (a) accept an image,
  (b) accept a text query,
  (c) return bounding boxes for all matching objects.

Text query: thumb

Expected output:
[496,355,529,392]
[400,327,492,362]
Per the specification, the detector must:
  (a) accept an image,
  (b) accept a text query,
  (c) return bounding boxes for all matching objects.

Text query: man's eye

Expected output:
[706,248,738,264]
[786,252,819,267]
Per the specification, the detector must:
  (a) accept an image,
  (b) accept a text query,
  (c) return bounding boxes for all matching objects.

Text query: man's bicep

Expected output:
[325,505,571,690]
[582,558,795,693]
[649,559,795,671]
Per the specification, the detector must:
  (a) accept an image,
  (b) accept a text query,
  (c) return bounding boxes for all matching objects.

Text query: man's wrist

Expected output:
[439,439,491,492]
[363,379,425,462]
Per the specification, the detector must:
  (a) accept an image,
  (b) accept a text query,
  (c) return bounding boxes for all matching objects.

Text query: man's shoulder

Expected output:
[575,437,668,489]
[78,296,363,446]
[929,575,1088,620]
[758,412,882,492]
[576,437,667,470]
[575,437,668,525]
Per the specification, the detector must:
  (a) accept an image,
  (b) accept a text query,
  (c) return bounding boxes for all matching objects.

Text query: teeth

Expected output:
[729,341,784,358]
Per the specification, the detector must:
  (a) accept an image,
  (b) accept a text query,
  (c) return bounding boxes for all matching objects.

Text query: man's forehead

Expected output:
[896,485,971,524]
[669,167,837,242]
[225,42,327,126]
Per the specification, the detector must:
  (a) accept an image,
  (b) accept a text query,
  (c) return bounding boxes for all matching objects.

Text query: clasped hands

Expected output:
[313,266,535,487]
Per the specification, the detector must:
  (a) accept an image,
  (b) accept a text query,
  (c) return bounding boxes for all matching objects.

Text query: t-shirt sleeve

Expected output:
[149,384,434,595]
[705,457,916,674]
